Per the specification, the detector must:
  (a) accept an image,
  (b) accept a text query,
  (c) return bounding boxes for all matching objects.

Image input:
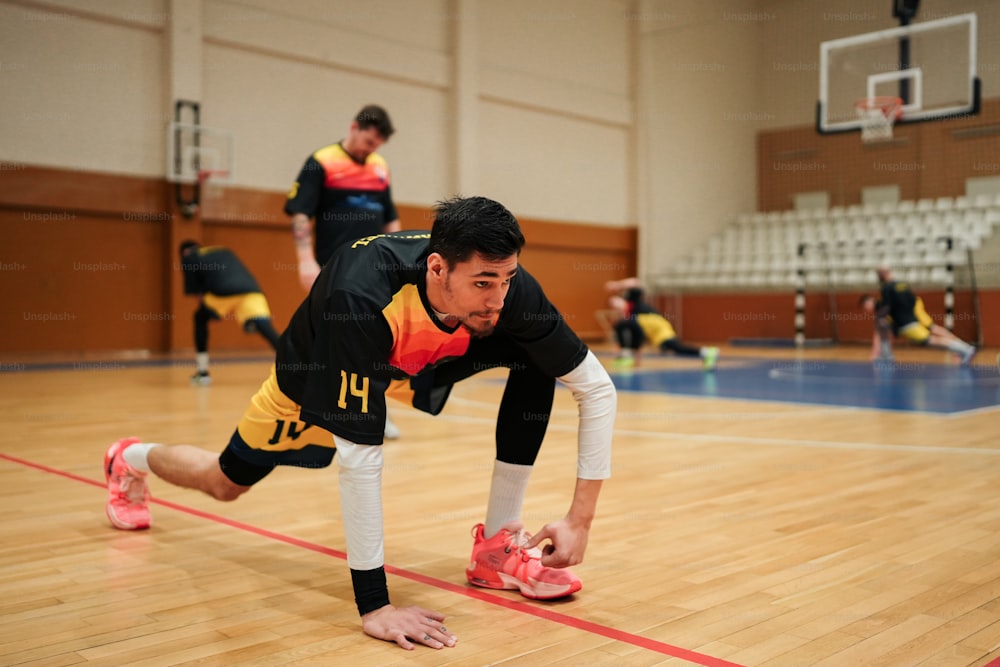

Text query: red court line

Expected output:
[1,451,744,667]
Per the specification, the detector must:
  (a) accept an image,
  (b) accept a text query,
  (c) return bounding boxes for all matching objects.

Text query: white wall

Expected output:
[0,1,166,176]
[478,102,629,224]
[636,0,764,277]
[475,0,633,225]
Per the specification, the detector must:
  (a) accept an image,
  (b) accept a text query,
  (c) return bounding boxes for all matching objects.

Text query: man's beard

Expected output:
[462,320,495,338]
[444,275,497,337]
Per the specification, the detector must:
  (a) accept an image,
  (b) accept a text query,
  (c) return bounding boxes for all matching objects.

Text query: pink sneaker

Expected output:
[104,437,151,530]
[466,522,582,600]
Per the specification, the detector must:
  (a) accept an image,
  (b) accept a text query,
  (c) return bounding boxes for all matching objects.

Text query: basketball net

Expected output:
[198,169,229,202]
[855,96,903,143]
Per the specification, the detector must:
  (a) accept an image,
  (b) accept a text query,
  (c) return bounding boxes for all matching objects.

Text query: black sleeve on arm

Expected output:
[284,155,324,217]
[351,566,390,616]
[381,185,399,225]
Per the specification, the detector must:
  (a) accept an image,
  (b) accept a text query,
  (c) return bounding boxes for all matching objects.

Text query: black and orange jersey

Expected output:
[181,246,261,297]
[275,231,587,445]
[878,280,920,333]
[284,142,399,265]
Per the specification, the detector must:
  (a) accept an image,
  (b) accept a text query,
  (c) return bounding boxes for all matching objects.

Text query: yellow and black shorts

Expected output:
[895,298,934,344]
[203,292,271,326]
[637,313,677,347]
[219,365,337,485]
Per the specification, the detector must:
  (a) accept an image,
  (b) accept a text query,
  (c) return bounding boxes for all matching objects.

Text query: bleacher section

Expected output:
[657,194,1000,290]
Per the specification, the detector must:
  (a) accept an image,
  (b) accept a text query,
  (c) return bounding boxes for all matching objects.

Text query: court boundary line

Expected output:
[605,376,1000,417]
[441,400,1000,456]
[0,451,744,667]
[765,367,1000,387]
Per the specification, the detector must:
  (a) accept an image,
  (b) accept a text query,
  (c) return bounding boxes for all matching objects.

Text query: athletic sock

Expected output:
[121,443,158,473]
[944,339,974,357]
[484,460,533,538]
[196,352,209,373]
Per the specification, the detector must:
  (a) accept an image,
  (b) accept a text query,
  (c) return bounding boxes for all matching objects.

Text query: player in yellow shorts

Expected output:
[179,241,281,384]
[860,267,976,365]
[605,277,719,370]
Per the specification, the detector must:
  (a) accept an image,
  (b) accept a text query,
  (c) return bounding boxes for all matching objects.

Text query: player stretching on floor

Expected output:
[104,196,617,651]
[860,267,976,365]
[605,277,719,370]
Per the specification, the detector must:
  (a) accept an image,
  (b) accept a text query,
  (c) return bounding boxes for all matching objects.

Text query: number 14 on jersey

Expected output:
[338,370,369,413]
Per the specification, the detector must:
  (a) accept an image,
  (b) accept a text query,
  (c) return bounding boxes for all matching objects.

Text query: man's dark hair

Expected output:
[428,196,526,268]
[179,239,200,256]
[355,104,395,139]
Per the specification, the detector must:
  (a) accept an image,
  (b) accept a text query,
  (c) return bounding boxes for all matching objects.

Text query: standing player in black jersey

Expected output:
[179,240,280,384]
[285,104,401,290]
[104,196,617,652]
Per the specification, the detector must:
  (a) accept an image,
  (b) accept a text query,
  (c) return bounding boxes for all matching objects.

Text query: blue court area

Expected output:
[609,356,1000,415]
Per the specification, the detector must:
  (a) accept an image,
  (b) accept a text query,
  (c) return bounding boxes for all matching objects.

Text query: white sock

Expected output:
[943,339,973,357]
[122,443,158,473]
[196,352,209,373]
[484,460,532,538]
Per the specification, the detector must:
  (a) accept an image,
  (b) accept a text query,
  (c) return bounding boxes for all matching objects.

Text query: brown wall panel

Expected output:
[0,166,173,354]
[674,293,796,343]
[673,288,992,347]
[0,164,166,217]
[978,291,1000,345]
[0,209,169,353]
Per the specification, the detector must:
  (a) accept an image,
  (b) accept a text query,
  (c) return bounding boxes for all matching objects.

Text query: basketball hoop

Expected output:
[854,96,903,143]
[198,169,229,203]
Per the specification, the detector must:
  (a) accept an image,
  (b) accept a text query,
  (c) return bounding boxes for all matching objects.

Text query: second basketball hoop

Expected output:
[854,96,904,143]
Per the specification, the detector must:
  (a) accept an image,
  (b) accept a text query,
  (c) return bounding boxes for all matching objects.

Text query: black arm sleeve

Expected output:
[284,155,324,217]
[351,566,390,616]
[381,185,399,225]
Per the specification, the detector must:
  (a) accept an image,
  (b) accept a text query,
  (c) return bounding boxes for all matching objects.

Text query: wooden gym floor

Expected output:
[1,344,1000,666]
